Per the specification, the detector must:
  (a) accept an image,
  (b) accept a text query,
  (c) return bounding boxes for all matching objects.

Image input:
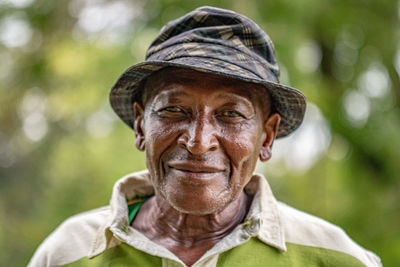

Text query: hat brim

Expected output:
[110,59,306,138]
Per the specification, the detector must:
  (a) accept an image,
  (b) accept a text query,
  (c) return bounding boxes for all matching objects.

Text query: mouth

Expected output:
[168,161,225,173]
[166,161,226,184]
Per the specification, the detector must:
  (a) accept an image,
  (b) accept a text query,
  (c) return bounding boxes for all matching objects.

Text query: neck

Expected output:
[132,192,252,266]
[135,192,250,243]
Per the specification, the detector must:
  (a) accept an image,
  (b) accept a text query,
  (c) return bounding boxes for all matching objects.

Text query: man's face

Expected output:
[134,68,280,215]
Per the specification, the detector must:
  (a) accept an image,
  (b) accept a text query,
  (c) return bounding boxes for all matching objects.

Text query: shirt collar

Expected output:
[89,170,286,257]
[251,173,287,251]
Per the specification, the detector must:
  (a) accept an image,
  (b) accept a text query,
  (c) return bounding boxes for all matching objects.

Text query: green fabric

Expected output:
[64,243,162,267]
[128,197,149,224]
[217,238,365,267]
[64,237,366,267]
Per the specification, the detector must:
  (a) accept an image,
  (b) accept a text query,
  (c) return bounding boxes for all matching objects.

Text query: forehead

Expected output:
[142,67,270,106]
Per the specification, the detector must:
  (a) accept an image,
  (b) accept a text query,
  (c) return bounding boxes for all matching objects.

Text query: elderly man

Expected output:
[29,6,381,267]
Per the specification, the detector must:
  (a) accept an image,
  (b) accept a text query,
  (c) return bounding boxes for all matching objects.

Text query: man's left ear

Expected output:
[259,113,281,162]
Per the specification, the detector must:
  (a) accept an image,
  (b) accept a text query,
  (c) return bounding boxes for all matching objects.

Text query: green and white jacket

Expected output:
[28,170,382,267]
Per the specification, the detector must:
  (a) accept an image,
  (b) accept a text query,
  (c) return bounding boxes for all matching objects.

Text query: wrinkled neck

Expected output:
[133,191,252,245]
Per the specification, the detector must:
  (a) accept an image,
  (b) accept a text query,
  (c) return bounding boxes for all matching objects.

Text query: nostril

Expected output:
[209,142,218,151]
[185,138,219,155]
[177,135,188,149]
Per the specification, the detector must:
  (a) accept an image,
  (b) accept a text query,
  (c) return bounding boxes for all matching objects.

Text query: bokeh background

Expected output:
[0,0,399,266]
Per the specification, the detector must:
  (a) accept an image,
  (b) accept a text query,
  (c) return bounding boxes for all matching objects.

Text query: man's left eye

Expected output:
[221,110,241,117]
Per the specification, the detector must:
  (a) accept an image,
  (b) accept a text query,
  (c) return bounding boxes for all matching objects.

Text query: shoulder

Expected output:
[28,206,111,267]
[277,202,382,267]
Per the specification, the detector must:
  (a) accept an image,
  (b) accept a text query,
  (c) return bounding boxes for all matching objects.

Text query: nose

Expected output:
[177,115,219,155]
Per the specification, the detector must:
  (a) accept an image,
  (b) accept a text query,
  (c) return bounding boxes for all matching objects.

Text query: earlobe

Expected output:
[133,102,146,151]
[259,148,272,161]
[136,138,145,151]
[259,113,281,162]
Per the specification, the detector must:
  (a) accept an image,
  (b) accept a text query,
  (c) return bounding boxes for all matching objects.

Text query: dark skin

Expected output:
[132,68,280,266]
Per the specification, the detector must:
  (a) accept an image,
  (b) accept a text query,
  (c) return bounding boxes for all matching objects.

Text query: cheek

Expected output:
[143,120,178,173]
[224,125,262,163]
[221,125,263,182]
[144,116,180,151]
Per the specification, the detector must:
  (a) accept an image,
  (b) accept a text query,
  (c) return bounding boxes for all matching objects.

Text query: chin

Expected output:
[165,191,233,215]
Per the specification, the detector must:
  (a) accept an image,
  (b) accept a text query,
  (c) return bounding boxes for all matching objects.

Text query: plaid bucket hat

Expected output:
[110,6,306,138]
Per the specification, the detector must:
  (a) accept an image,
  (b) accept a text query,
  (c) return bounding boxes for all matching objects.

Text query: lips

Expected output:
[165,161,227,184]
[168,161,225,173]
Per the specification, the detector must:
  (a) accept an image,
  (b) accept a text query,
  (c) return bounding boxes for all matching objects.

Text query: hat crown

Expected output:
[146,6,280,82]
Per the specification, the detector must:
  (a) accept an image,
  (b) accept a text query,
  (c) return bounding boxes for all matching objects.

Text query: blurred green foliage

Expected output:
[0,0,399,266]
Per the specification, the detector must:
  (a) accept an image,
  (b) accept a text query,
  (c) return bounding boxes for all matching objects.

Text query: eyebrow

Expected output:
[155,89,190,99]
[150,89,189,106]
[149,89,186,111]
[215,93,254,109]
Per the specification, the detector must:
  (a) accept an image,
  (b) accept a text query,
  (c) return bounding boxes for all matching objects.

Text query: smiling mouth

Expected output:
[165,161,227,186]
[168,161,225,173]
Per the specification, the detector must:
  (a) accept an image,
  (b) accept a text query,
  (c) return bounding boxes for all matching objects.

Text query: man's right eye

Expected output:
[163,106,183,113]
[156,106,186,117]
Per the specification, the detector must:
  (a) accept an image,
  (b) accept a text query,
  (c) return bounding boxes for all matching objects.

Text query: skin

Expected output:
[132,68,280,266]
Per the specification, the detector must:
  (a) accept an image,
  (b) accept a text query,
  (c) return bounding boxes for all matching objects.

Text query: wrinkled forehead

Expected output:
[141,67,272,112]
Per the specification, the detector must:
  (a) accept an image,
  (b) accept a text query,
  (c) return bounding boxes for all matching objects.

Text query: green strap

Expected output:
[128,197,150,224]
